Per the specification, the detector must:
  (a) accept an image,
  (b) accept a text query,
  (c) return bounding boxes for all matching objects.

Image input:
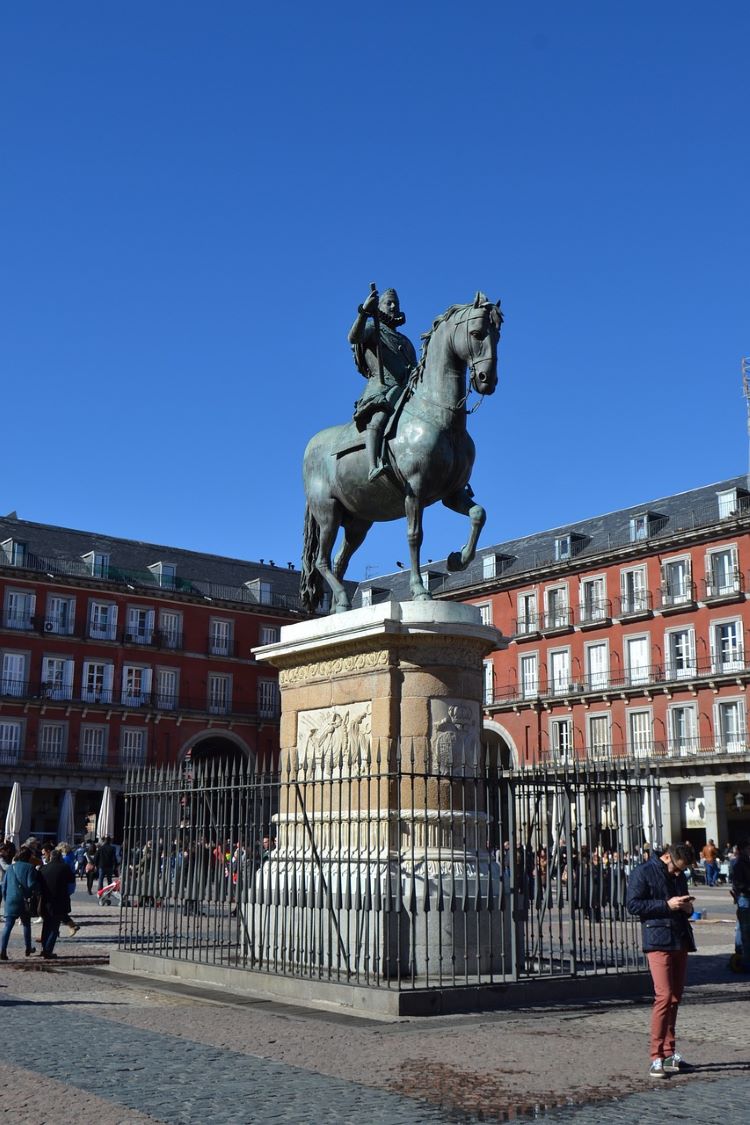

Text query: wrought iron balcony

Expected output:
[538,734,750,765]
[513,614,541,639]
[617,591,653,618]
[540,608,574,635]
[577,599,612,628]
[703,573,744,604]
[658,581,696,612]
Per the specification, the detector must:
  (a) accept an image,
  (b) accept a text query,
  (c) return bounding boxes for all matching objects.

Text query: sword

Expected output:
[369,280,385,386]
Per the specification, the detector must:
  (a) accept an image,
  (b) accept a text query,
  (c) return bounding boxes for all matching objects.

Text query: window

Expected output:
[555,535,572,561]
[89,601,118,640]
[662,556,692,606]
[483,660,494,705]
[715,699,745,753]
[477,603,492,626]
[710,619,744,674]
[517,591,538,634]
[629,515,649,542]
[668,705,697,756]
[208,673,231,714]
[587,714,610,759]
[121,728,146,767]
[258,679,279,718]
[624,634,651,686]
[1,538,27,565]
[122,665,152,707]
[126,607,155,644]
[209,618,232,656]
[159,609,182,649]
[39,722,66,765]
[155,667,178,710]
[41,657,74,701]
[585,642,608,690]
[80,726,106,767]
[361,588,373,608]
[580,576,606,623]
[82,551,110,578]
[545,585,569,629]
[246,579,273,605]
[0,720,22,764]
[520,653,538,699]
[260,625,280,645]
[483,554,498,579]
[665,628,696,679]
[4,589,36,630]
[148,561,176,588]
[717,488,739,519]
[705,546,739,598]
[550,718,572,761]
[628,710,652,758]
[45,595,75,635]
[620,566,648,615]
[548,648,571,695]
[82,661,114,703]
[1,652,27,697]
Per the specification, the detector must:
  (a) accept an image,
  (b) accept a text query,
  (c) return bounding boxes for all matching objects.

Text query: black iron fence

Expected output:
[119,750,657,992]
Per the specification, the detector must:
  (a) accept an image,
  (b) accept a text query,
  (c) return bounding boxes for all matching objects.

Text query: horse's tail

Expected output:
[300,505,326,613]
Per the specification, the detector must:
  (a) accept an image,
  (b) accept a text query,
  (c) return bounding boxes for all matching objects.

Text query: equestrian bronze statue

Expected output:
[301,287,503,613]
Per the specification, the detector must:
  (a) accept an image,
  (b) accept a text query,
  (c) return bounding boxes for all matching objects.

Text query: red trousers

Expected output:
[646,949,689,1060]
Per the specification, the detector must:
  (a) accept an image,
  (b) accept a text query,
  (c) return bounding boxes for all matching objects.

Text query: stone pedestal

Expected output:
[252,600,505,980]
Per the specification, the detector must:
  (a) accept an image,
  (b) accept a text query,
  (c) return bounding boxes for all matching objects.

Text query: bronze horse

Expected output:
[301,294,503,613]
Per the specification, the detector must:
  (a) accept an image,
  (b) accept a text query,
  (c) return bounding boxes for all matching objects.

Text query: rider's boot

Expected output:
[366,419,387,481]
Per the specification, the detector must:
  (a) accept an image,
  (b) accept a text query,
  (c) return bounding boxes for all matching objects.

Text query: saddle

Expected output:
[333,383,412,464]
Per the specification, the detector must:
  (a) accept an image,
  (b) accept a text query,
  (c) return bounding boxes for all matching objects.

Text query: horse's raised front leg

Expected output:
[404,492,431,600]
[314,502,351,612]
[443,486,486,572]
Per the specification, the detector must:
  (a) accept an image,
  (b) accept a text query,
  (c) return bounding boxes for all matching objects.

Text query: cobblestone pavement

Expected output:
[1,885,748,1124]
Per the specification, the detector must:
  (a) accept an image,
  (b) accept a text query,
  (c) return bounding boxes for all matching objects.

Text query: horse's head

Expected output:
[454,292,503,396]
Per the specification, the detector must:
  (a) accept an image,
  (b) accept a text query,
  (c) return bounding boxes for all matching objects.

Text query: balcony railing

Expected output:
[489,655,750,707]
[513,615,540,638]
[577,599,612,627]
[617,591,653,617]
[658,581,697,611]
[0,676,270,719]
[540,608,574,633]
[537,735,750,765]
[703,573,744,602]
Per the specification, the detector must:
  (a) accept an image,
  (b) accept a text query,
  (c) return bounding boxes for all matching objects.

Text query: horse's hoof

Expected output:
[334,604,351,614]
[446,551,464,572]
[412,591,433,602]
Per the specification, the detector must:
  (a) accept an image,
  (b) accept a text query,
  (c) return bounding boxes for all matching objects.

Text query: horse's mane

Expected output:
[412,292,503,384]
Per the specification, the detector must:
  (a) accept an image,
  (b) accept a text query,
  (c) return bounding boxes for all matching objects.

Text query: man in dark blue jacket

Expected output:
[627,843,696,1079]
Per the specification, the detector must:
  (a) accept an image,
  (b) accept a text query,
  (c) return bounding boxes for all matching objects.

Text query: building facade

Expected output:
[0,513,312,842]
[357,476,750,851]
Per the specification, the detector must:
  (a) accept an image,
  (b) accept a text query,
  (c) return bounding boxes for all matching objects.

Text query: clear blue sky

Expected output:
[2,2,748,580]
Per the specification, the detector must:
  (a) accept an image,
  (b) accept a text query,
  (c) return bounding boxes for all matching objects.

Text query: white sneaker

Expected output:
[649,1059,667,1079]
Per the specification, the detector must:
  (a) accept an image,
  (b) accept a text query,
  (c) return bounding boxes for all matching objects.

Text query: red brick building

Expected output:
[358,476,750,851]
[0,513,312,841]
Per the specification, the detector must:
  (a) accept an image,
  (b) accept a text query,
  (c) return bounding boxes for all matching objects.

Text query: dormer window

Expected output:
[717,488,745,519]
[420,569,443,592]
[482,553,513,579]
[361,587,373,607]
[629,511,665,543]
[1,539,27,566]
[554,534,586,563]
[148,561,176,588]
[245,578,273,605]
[82,551,109,578]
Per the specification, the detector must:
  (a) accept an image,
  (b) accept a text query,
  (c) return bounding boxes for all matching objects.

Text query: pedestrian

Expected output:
[627,842,697,1079]
[729,838,750,973]
[0,846,41,960]
[83,840,98,894]
[701,839,719,886]
[56,844,81,935]
[37,847,72,958]
[95,835,117,891]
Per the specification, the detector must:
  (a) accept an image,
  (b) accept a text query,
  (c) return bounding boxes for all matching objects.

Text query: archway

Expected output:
[179,731,254,771]
[482,719,518,770]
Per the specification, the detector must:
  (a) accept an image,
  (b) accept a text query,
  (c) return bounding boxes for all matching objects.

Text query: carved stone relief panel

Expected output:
[428,698,481,775]
[297,701,373,778]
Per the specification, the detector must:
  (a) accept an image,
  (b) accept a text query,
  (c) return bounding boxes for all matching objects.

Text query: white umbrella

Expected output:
[4,782,22,847]
[57,789,75,844]
[98,785,115,839]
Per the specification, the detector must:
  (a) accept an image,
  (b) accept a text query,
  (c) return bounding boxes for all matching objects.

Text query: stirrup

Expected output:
[368,463,387,481]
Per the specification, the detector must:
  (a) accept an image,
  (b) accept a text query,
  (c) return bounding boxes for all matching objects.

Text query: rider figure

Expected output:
[349,286,417,481]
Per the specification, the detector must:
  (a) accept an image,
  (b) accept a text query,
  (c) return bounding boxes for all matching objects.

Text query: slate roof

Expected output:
[355,475,750,604]
[0,512,308,611]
